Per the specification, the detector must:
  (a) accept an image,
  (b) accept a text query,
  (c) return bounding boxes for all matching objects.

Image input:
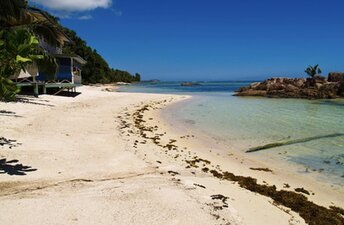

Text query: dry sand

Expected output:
[0,85,342,225]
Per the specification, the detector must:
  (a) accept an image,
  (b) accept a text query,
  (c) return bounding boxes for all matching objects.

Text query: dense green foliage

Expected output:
[0,0,141,101]
[0,29,44,101]
[0,0,60,101]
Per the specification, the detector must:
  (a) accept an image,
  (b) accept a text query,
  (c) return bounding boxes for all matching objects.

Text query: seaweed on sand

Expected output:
[185,158,344,225]
[129,102,344,225]
[249,167,273,172]
[294,187,310,195]
[209,170,344,225]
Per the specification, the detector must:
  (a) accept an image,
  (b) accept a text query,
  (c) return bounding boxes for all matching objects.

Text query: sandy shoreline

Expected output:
[0,86,343,225]
[159,98,344,202]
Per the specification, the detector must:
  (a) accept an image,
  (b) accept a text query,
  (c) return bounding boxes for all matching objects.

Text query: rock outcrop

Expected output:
[328,72,344,82]
[235,73,344,99]
[181,82,201,86]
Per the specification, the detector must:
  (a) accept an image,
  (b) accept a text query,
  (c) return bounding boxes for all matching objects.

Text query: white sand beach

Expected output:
[0,86,343,225]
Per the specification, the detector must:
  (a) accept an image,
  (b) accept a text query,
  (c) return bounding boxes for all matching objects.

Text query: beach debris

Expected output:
[206,168,344,225]
[210,194,229,210]
[167,170,180,176]
[211,194,228,204]
[249,167,273,172]
[202,167,210,173]
[330,206,344,216]
[193,183,206,189]
[185,157,211,168]
[122,99,344,225]
[246,133,344,153]
[294,187,310,195]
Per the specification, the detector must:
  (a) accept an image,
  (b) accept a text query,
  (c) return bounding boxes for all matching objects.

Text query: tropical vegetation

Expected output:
[0,29,45,101]
[0,0,59,101]
[305,64,322,78]
[0,0,141,101]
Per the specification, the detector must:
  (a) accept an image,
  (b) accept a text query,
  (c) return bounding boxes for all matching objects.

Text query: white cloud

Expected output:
[78,15,93,20]
[31,0,112,12]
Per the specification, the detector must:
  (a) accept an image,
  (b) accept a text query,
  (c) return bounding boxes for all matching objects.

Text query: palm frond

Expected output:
[30,20,61,47]
[305,64,322,77]
[0,0,27,27]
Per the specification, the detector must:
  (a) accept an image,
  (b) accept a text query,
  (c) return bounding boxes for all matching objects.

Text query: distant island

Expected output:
[142,79,161,83]
[235,67,344,99]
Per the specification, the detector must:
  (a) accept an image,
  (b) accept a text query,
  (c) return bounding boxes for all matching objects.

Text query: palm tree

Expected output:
[305,64,322,78]
[0,0,27,27]
[0,29,45,101]
[0,0,60,100]
[1,0,61,47]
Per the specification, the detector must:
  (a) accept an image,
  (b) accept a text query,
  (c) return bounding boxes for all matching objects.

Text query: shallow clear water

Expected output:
[119,81,344,185]
[117,81,249,95]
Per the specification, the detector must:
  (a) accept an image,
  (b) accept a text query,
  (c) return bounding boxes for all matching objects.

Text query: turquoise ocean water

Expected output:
[118,81,344,185]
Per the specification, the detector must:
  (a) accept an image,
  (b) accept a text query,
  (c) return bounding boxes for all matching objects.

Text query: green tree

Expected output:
[0,0,60,100]
[135,73,141,82]
[305,64,322,78]
[0,29,44,101]
[1,0,61,46]
[1,0,143,94]
[0,0,27,27]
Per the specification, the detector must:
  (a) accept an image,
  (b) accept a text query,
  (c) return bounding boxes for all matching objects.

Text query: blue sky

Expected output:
[30,0,344,81]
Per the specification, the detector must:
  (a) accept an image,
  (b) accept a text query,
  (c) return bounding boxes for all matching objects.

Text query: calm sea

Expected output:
[118,81,344,185]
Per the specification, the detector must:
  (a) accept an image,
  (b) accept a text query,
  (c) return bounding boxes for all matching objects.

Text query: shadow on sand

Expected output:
[0,137,21,149]
[0,158,37,176]
[16,96,55,107]
[0,110,23,118]
[54,91,81,98]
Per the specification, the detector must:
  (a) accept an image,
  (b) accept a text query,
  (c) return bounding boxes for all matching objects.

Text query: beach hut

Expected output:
[11,7,86,95]
[36,54,86,94]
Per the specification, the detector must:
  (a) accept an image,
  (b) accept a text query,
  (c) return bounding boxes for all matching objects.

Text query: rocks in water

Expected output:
[235,73,344,99]
[181,82,200,86]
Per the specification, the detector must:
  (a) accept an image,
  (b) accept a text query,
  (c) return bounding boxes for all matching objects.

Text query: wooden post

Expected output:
[33,76,39,96]
[34,83,39,96]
